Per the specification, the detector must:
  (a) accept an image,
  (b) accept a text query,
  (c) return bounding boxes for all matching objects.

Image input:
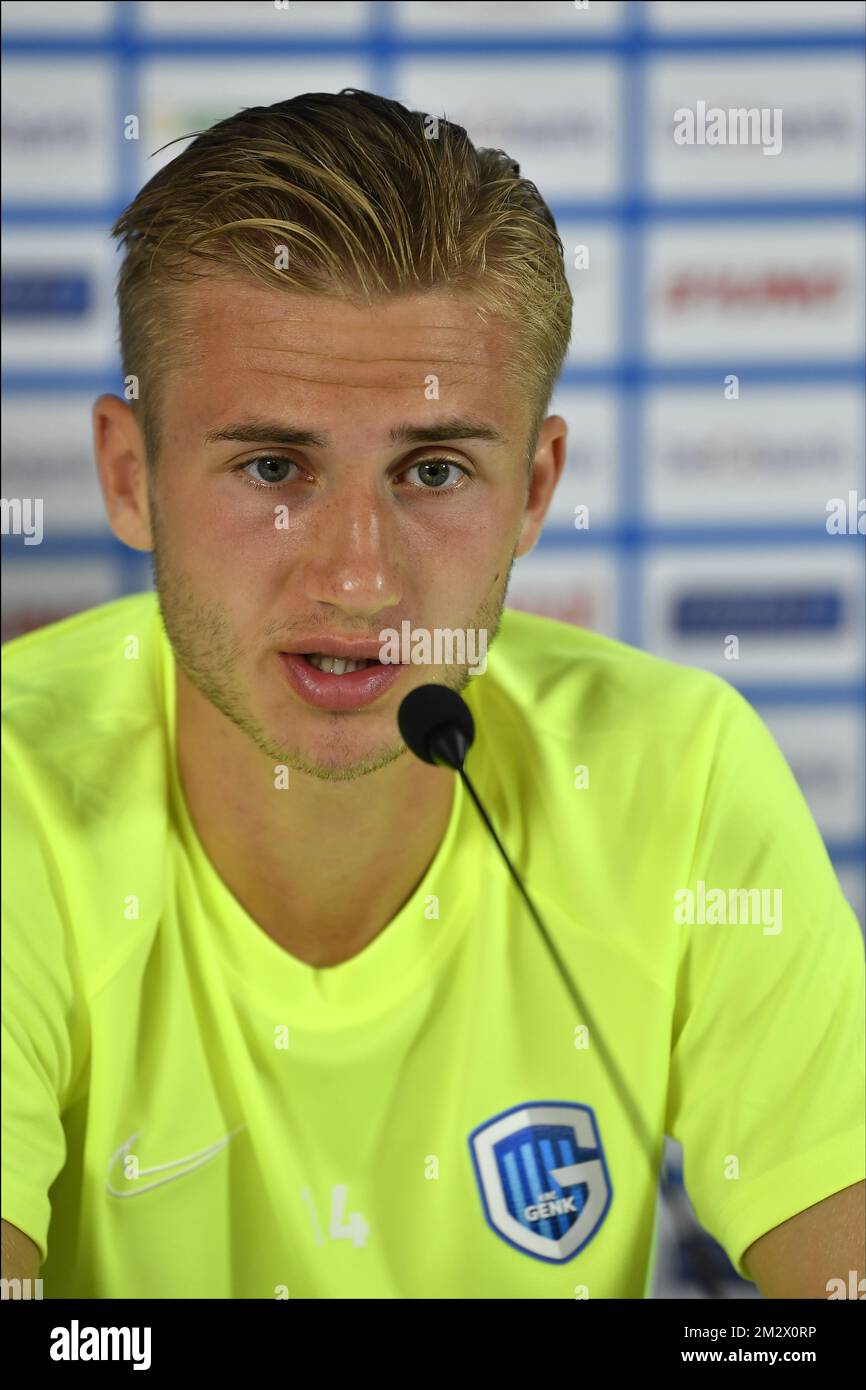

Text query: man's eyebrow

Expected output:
[202,418,507,448]
[391,419,506,446]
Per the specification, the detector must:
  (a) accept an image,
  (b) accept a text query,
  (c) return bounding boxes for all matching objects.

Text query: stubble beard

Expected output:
[151,518,515,782]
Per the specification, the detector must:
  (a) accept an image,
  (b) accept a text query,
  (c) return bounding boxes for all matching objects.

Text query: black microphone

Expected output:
[398,682,725,1299]
[398,682,475,773]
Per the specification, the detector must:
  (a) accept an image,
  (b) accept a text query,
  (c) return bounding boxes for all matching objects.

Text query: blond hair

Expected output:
[111,89,573,465]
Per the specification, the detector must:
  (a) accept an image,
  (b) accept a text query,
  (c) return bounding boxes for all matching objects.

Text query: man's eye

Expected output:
[234,455,467,491]
[403,458,468,490]
[238,456,300,488]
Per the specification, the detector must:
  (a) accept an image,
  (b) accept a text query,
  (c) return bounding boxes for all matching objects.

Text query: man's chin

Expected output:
[278,670,476,779]
[287,745,408,778]
[282,739,409,783]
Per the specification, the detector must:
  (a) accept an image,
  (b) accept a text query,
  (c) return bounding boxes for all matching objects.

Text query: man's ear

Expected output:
[515,414,568,559]
[92,394,153,552]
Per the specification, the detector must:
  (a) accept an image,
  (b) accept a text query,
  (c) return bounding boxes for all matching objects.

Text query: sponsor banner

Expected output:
[1,230,120,369]
[647,58,866,197]
[507,550,618,635]
[650,1138,756,1298]
[643,546,865,680]
[0,558,146,643]
[2,396,108,533]
[1,61,115,204]
[545,389,619,528]
[139,59,370,179]
[557,222,621,363]
[396,64,622,202]
[836,866,866,931]
[396,1,624,33]
[649,1,866,32]
[139,1,367,34]
[760,707,865,842]
[0,1,111,33]
[646,222,866,361]
[644,387,865,524]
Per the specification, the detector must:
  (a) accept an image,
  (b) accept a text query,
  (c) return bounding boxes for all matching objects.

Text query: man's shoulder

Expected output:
[2,591,171,970]
[2,589,160,674]
[486,607,737,739]
[2,591,168,808]
[2,591,162,734]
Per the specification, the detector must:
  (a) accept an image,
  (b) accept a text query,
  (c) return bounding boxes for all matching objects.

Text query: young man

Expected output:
[2,90,863,1300]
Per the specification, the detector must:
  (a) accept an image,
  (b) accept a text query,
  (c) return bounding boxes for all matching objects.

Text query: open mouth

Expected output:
[277,648,404,710]
[300,653,381,675]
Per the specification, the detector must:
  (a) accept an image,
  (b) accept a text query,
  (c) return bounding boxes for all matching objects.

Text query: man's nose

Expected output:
[301,484,403,618]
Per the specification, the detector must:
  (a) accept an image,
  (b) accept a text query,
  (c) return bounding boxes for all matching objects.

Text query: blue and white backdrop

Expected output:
[2,0,864,1299]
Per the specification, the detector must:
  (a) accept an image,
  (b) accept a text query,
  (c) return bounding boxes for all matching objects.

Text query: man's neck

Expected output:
[174,669,456,967]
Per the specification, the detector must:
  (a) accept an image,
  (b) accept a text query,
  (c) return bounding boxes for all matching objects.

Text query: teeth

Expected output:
[305,653,373,675]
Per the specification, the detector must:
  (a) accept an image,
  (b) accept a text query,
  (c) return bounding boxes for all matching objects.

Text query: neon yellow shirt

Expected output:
[2,593,863,1298]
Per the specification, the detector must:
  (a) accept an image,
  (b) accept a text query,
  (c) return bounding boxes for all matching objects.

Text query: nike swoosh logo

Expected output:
[105,1126,245,1198]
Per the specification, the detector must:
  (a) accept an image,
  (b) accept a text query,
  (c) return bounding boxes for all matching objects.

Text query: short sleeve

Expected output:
[1,739,86,1263]
[665,680,866,1281]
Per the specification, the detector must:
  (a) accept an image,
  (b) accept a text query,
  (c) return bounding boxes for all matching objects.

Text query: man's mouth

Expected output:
[277,648,404,711]
[301,653,380,675]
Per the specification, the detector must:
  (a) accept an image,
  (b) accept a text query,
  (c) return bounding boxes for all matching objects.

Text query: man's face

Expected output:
[141,277,556,780]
